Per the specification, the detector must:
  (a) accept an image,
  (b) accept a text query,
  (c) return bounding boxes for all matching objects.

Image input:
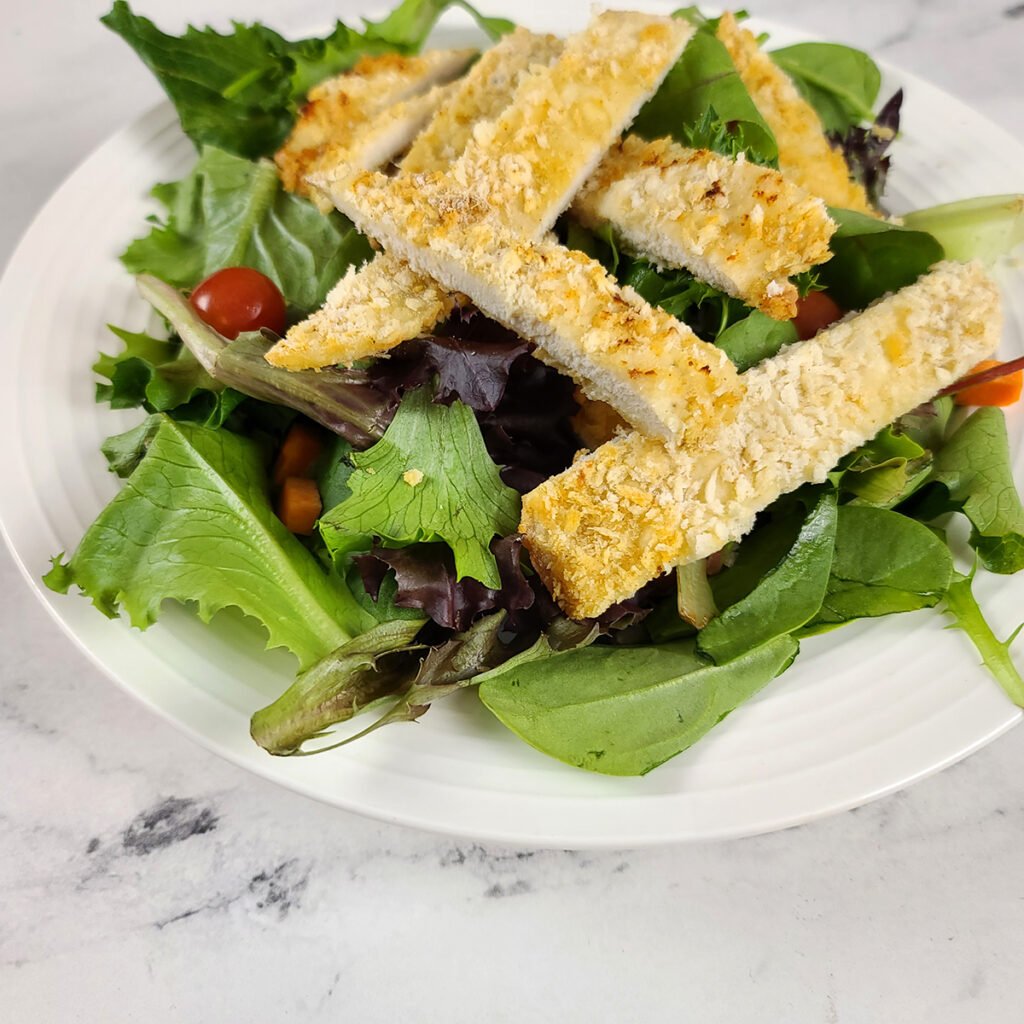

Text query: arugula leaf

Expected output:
[943,570,1024,707]
[902,195,1024,265]
[123,147,373,313]
[44,415,364,668]
[102,1,509,160]
[925,408,1024,574]
[700,490,837,663]
[320,387,520,588]
[770,43,881,133]
[250,618,426,755]
[478,636,798,776]
[94,324,245,427]
[633,30,778,165]
[802,506,953,633]
[819,207,944,310]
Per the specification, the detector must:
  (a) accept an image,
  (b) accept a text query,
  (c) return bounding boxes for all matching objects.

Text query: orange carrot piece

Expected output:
[276,477,322,535]
[953,359,1023,407]
[273,421,325,485]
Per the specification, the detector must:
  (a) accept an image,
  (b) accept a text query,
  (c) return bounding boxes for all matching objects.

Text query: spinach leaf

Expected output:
[478,636,798,776]
[124,147,373,313]
[802,506,953,633]
[699,490,837,663]
[770,43,880,133]
[103,0,508,160]
[943,570,1024,707]
[44,415,365,668]
[818,207,944,310]
[633,30,778,165]
[319,386,520,588]
[902,194,1024,265]
[925,408,1024,574]
[715,310,797,371]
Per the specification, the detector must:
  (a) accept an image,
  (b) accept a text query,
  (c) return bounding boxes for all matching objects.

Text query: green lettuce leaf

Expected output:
[102,0,509,160]
[320,387,520,588]
[902,195,1024,265]
[478,635,799,776]
[802,506,953,633]
[699,490,837,663]
[123,146,373,312]
[633,29,778,165]
[819,207,944,310]
[94,324,245,426]
[831,425,933,508]
[770,43,881,133]
[44,415,364,668]
[926,408,1024,574]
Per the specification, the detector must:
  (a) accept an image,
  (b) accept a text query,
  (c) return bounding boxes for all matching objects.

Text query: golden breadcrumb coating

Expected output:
[716,12,875,214]
[520,261,1001,618]
[274,49,474,200]
[573,136,836,320]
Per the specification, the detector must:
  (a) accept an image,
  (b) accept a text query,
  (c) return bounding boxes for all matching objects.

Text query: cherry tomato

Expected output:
[792,290,843,341]
[189,267,287,339]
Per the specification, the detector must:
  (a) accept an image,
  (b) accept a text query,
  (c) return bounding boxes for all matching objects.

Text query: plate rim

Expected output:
[1,6,1022,847]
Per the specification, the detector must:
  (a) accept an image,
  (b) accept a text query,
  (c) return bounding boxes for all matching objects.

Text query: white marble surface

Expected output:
[2,0,1024,1020]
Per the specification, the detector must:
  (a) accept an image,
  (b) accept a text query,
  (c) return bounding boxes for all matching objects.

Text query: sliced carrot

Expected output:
[272,420,324,485]
[952,359,1023,407]
[276,477,322,535]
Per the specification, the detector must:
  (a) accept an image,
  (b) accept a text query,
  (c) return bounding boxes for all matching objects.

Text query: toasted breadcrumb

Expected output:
[716,13,874,214]
[520,261,1001,618]
[272,15,690,371]
[332,169,741,443]
[268,31,562,370]
[274,49,475,201]
[573,136,836,320]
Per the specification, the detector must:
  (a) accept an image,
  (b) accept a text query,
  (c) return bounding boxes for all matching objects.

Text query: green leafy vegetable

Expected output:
[101,416,162,478]
[44,415,364,668]
[479,636,799,776]
[715,310,797,371]
[320,387,520,587]
[902,195,1024,265]
[700,490,837,663]
[833,426,932,508]
[123,146,373,312]
[770,43,881,133]
[925,408,1024,574]
[633,30,778,164]
[94,324,244,426]
[250,618,426,754]
[135,273,390,447]
[943,570,1024,707]
[103,0,509,160]
[819,207,944,310]
[803,506,953,632]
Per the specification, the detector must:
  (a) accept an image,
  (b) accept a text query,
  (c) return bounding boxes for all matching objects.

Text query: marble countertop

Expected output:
[2,1,1023,1020]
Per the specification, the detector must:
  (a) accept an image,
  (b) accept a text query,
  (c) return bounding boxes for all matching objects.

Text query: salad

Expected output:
[45,0,1024,777]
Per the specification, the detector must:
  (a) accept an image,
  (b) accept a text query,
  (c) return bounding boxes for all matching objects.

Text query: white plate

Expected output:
[1,2,1022,847]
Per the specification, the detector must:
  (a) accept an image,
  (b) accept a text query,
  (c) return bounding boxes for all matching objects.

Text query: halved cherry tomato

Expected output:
[189,267,286,340]
[792,290,843,341]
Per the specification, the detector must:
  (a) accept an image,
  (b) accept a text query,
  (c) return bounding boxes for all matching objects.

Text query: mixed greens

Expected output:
[46,1,1024,776]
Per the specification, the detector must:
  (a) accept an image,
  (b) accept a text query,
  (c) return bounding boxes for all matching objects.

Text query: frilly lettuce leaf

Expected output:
[45,415,364,668]
[320,387,520,588]
[122,146,372,313]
